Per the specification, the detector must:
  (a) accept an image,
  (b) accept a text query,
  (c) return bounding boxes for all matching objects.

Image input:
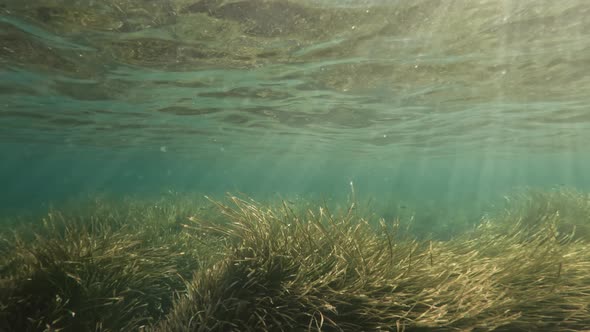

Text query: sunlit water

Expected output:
[1,0,590,212]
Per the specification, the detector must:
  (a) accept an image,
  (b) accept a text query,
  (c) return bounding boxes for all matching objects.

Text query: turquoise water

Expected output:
[1,0,590,213]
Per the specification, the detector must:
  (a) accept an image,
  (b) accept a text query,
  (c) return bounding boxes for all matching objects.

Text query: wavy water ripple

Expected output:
[1,0,589,157]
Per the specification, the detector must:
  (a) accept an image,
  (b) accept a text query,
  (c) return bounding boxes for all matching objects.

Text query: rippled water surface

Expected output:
[1,1,590,209]
[2,0,589,156]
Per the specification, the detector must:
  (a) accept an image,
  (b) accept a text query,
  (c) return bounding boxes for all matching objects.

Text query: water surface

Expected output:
[1,0,589,210]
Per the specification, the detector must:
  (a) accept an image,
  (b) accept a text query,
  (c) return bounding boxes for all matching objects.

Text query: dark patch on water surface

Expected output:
[222,113,251,125]
[0,111,52,120]
[110,123,150,130]
[92,109,151,118]
[198,87,293,100]
[48,117,95,127]
[35,7,62,23]
[53,81,112,101]
[182,0,316,37]
[157,106,220,116]
[153,80,210,89]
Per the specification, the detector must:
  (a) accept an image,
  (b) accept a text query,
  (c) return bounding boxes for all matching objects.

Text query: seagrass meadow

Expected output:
[2,0,590,331]
[1,189,590,331]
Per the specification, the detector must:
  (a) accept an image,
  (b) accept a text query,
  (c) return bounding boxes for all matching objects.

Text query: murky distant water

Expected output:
[1,0,590,211]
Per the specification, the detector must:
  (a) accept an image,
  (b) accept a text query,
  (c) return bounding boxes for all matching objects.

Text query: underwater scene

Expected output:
[2,0,590,331]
